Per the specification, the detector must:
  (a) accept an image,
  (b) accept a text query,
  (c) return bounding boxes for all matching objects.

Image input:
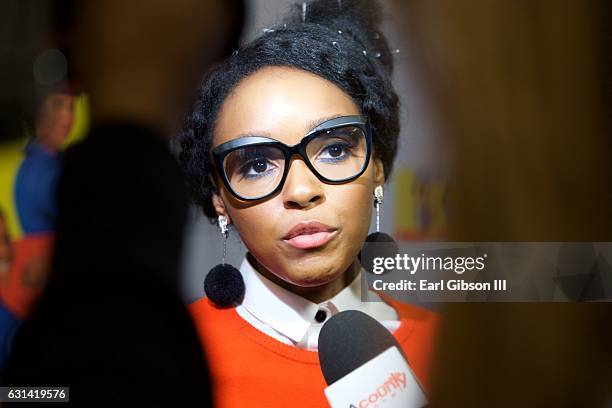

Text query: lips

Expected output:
[282,221,338,249]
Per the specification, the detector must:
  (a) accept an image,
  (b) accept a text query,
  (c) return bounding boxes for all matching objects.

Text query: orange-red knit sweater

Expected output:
[189,297,438,408]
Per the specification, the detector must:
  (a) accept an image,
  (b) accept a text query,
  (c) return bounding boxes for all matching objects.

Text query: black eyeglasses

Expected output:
[212,115,372,201]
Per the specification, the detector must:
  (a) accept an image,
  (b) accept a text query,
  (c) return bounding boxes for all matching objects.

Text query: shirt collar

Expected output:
[239,256,375,344]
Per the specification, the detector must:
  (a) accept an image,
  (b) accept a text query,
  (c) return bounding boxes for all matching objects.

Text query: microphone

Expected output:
[318,310,427,408]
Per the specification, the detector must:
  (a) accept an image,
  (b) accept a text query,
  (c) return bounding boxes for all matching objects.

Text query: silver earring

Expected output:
[302,2,307,23]
[374,185,384,233]
[203,215,245,307]
[361,185,398,274]
[219,215,229,264]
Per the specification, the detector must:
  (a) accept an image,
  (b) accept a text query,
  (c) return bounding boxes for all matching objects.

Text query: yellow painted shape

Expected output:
[64,94,90,146]
[0,138,27,240]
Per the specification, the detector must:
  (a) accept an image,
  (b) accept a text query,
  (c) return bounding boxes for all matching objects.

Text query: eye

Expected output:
[251,158,268,173]
[326,145,344,158]
[318,141,353,163]
[239,157,278,179]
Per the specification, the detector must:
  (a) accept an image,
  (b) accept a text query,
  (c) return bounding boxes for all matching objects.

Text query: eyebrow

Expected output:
[232,114,348,141]
[304,114,346,132]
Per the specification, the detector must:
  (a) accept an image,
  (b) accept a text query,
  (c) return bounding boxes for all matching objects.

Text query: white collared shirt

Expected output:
[235,256,400,350]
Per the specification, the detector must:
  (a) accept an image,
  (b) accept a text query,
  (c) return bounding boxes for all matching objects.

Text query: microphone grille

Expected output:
[318,310,399,385]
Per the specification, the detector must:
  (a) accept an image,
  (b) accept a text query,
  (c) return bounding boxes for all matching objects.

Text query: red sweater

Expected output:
[189,297,438,408]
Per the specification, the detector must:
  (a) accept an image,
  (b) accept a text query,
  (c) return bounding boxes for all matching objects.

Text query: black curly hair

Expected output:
[180,0,400,219]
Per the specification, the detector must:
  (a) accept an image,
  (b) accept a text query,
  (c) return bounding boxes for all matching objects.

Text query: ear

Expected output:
[373,157,385,187]
[212,191,232,224]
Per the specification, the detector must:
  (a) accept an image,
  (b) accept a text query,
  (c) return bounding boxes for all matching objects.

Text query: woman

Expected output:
[181,1,437,406]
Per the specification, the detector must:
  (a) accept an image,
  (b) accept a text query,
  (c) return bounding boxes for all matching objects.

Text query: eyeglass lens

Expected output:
[222,125,367,199]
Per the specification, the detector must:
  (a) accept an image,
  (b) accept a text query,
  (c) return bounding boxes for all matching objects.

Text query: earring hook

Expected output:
[302,2,307,23]
[218,215,229,264]
[374,185,383,233]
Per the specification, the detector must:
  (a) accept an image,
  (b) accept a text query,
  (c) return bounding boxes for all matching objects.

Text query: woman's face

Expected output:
[36,92,75,151]
[212,66,384,289]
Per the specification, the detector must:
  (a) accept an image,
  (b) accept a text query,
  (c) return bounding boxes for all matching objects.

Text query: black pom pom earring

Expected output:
[203,215,245,308]
[360,185,399,273]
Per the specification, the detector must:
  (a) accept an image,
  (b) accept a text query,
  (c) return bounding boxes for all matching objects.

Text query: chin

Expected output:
[285,265,342,288]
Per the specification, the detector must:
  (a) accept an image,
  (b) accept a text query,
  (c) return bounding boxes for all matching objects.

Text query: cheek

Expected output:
[224,197,278,252]
[331,184,373,244]
[332,161,378,239]
[231,208,267,238]
[36,112,52,134]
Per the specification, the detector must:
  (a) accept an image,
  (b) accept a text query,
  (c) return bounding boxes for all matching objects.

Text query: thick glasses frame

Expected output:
[211,115,372,201]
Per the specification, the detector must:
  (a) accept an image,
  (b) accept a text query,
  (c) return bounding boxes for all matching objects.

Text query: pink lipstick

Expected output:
[283,221,337,249]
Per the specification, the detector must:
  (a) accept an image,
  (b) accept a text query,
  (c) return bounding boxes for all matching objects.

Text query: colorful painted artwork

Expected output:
[0,94,88,368]
[393,168,447,241]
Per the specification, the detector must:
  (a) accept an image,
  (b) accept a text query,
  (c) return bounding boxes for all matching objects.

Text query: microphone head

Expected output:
[318,310,400,385]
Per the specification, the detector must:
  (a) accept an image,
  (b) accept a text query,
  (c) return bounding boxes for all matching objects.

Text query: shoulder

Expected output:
[188,297,239,337]
[391,299,439,357]
[390,299,439,326]
[378,292,440,333]
[390,299,439,358]
[388,298,440,394]
[189,296,229,321]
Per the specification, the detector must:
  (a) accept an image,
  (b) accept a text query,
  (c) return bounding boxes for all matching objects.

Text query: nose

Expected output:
[282,158,324,209]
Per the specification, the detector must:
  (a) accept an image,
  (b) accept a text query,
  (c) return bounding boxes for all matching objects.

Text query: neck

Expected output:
[247,253,360,304]
[33,136,59,154]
